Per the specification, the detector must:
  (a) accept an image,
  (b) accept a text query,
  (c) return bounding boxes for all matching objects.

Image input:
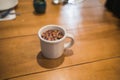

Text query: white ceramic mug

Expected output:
[38,25,74,59]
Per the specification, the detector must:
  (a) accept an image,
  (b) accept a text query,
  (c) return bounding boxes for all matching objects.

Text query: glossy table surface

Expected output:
[0,0,120,80]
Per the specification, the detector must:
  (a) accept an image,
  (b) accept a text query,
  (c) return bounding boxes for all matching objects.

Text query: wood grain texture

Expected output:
[10,58,120,80]
[0,0,120,80]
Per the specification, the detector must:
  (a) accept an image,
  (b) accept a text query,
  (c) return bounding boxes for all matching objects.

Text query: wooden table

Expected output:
[0,0,120,80]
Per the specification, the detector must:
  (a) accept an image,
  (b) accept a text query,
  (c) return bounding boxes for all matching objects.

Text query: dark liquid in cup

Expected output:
[42,30,64,41]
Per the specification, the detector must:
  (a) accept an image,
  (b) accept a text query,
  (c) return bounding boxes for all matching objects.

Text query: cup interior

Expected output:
[38,25,66,43]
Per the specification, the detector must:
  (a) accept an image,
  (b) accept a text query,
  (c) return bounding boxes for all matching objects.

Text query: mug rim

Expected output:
[38,25,66,43]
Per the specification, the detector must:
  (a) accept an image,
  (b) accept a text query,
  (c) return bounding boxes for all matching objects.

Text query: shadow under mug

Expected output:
[38,25,74,59]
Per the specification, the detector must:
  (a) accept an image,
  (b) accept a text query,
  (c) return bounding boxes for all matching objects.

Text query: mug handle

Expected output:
[64,33,74,49]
